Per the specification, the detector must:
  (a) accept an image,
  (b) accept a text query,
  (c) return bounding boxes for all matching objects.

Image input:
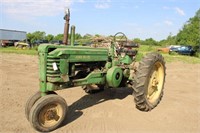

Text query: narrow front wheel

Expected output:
[29,94,68,132]
[25,91,41,121]
[25,91,57,121]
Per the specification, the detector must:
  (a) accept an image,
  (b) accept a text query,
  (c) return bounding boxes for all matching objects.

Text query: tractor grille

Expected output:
[46,56,61,81]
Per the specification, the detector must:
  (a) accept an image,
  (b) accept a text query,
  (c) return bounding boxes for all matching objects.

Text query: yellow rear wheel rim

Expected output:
[147,61,164,104]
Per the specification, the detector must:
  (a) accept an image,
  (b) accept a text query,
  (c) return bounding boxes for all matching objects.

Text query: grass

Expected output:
[0,46,37,55]
[162,54,200,64]
[137,45,160,53]
[135,45,200,64]
[135,45,159,61]
[1,45,200,64]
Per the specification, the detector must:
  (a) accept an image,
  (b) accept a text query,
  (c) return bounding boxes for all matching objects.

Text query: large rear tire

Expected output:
[132,53,166,111]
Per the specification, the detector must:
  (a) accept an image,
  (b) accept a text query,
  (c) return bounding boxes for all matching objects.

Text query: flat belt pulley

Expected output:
[106,66,123,87]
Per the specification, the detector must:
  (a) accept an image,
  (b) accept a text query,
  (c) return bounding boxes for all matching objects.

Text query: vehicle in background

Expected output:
[169,45,181,54]
[33,40,49,46]
[157,45,181,54]
[50,40,63,45]
[157,47,170,53]
[177,46,196,56]
[0,40,16,47]
[169,45,196,56]
[15,41,30,49]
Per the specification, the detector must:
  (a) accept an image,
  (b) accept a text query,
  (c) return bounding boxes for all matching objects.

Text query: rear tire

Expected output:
[132,53,166,111]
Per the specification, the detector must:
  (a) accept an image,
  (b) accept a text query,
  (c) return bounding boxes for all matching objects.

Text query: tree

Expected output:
[75,33,82,40]
[27,33,34,44]
[142,38,158,46]
[94,34,101,37]
[45,34,54,42]
[158,35,176,46]
[176,8,200,46]
[27,31,46,44]
[133,38,142,45]
[54,34,64,41]
[83,34,93,39]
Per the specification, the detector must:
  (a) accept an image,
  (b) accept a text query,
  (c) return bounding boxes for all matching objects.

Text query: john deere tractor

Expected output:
[25,9,166,132]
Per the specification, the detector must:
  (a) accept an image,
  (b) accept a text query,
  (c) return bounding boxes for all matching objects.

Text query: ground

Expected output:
[0,53,200,133]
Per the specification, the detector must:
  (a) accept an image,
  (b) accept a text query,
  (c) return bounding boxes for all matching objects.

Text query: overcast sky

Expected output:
[1,0,199,40]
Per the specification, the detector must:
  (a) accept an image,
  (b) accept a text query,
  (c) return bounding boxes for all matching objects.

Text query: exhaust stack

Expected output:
[63,8,70,45]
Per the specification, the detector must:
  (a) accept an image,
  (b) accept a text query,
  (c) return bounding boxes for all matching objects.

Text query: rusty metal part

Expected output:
[63,9,70,45]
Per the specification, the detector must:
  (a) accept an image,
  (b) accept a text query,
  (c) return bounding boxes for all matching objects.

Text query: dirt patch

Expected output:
[0,53,200,133]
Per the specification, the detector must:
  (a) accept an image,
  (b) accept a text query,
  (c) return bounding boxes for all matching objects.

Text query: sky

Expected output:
[0,0,200,41]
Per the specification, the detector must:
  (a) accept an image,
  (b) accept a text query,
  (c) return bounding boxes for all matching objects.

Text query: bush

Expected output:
[195,52,200,58]
[169,51,178,55]
[135,52,144,61]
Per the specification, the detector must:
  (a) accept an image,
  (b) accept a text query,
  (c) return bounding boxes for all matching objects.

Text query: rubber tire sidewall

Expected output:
[25,91,41,121]
[133,52,166,112]
[29,94,67,132]
[25,91,57,121]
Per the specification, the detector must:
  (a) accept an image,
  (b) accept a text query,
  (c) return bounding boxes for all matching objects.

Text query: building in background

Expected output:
[0,29,27,47]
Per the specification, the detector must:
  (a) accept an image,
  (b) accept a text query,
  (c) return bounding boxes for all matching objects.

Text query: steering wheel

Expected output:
[113,32,128,48]
[113,32,128,55]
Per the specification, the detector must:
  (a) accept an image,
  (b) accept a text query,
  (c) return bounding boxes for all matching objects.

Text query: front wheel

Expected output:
[132,53,166,111]
[25,91,41,121]
[29,94,68,132]
[25,91,57,121]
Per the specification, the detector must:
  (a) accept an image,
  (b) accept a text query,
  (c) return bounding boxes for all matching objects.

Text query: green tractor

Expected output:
[25,9,166,132]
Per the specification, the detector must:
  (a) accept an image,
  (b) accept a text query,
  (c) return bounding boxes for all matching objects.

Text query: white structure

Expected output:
[0,29,26,40]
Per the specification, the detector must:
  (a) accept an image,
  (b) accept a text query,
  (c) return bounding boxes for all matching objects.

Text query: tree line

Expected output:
[27,8,200,47]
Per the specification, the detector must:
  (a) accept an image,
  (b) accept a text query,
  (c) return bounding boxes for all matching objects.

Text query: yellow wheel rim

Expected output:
[147,61,164,105]
[38,103,63,128]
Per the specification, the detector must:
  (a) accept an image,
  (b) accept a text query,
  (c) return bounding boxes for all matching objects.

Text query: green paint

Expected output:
[37,39,136,93]
[106,66,123,87]
[120,55,132,64]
